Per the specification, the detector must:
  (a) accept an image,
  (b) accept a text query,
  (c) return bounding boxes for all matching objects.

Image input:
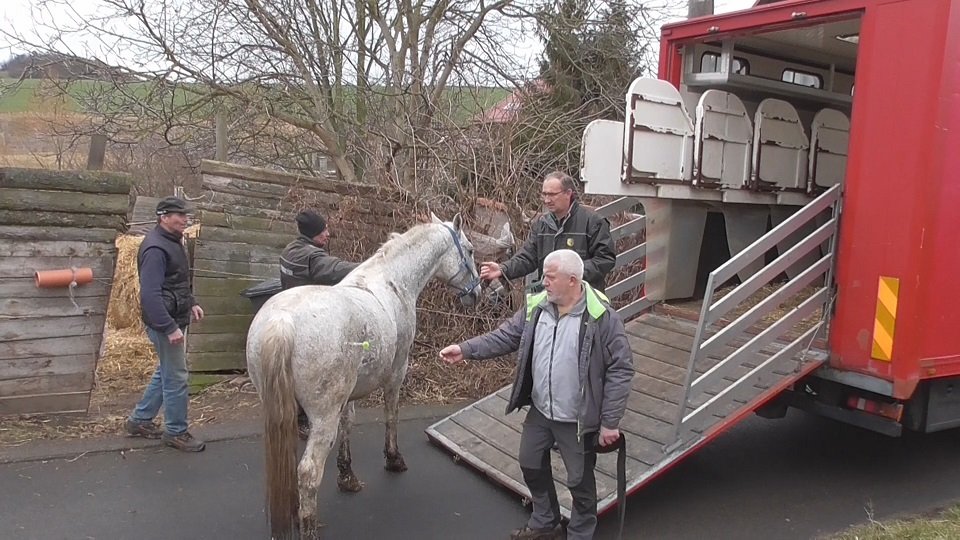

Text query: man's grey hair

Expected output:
[543,249,584,280]
[544,171,578,195]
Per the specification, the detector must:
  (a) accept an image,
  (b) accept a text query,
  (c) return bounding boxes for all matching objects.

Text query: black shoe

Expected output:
[162,431,206,452]
[125,419,162,439]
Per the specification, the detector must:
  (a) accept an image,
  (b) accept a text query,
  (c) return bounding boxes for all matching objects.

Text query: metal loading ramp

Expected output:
[427,185,841,516]
[425,311,829,517]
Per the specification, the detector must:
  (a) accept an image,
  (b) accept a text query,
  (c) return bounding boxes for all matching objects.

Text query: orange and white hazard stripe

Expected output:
[871,276,900,362]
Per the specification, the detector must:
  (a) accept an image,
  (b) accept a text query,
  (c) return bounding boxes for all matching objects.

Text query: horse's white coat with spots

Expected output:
[246,216,480,535]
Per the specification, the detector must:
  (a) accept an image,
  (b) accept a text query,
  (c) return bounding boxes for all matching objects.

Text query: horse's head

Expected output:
[431,212,482,307]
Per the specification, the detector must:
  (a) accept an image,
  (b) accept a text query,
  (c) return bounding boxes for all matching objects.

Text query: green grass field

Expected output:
[0,79,67,113]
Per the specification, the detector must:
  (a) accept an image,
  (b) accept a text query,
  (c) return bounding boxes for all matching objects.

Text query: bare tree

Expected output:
[452,0,684,212]
[3,0,534,191]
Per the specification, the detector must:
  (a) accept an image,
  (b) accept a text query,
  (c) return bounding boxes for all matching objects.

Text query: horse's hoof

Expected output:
[384,455,408,473]
[337,474,364,493]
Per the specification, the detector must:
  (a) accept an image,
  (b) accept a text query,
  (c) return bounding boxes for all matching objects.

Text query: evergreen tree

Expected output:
[511,0,649,188]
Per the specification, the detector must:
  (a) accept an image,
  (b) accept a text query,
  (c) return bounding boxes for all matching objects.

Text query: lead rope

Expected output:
[594,434,627,540]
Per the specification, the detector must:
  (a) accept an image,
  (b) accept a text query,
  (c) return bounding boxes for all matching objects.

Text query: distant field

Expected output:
[0,78,85,113]
[0,78,189,114]
[0,78,510,121]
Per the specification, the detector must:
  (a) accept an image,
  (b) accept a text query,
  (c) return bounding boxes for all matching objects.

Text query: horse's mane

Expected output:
[373,222,437,259]
[339,222,440,288]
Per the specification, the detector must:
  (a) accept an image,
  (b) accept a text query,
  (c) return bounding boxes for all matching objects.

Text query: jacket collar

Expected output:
[526,282,608,321]
[547,200,581,230]
[156,225,183,243]
[297,234,326,249]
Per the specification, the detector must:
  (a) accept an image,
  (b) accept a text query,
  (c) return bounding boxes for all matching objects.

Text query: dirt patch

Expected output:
[0,321,509,447]
[0,326,262,447]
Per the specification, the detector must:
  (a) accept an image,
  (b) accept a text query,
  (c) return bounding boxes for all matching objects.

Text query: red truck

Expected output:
[429,0,960,516]
[577,0,960,437]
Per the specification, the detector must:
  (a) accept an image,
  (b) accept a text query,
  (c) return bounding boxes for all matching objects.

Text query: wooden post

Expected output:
[688,0,714,18]
[86,134,107,170]
[215,112,228,162]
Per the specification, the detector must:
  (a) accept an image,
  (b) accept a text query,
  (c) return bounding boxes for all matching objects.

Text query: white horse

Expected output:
[246,214,481,539]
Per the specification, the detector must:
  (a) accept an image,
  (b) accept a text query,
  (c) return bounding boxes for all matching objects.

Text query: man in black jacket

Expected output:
[125,196,206,452]
[280,210,361,438]
[280,210,359,290]
[480,171,616,293]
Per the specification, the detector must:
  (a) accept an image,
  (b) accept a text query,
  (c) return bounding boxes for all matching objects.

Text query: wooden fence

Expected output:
[128,196,161,236]
[188,160,406,378]
[0,168,132,415]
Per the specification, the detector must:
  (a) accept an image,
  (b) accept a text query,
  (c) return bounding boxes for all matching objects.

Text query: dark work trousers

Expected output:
[518,406,598,540]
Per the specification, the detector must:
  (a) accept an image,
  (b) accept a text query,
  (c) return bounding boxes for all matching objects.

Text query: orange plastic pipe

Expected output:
[34,267,94,288]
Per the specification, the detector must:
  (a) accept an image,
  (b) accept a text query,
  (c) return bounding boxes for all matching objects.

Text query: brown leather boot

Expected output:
[509,523,562,540]
[161,431,206,452]
[125,419,162,439]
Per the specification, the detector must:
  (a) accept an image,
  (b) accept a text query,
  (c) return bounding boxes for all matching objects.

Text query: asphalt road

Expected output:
[3,409,960,540]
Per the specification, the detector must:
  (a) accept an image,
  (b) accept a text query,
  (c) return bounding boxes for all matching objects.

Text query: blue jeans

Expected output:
[129,327,189,435]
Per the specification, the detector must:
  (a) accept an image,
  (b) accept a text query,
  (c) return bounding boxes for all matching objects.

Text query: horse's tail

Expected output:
[260,314,300,539]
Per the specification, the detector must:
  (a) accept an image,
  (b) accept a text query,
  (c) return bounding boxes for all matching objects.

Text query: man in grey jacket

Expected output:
[441,249,634,540]
[479,171,616,292]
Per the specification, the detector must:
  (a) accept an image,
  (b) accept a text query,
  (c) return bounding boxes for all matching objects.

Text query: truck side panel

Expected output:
[912,3,960,385]
[831,0,953,398]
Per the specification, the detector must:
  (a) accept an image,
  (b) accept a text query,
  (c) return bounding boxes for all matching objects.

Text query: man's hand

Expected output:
[168,328,185,345]
[599,426,621,447]
[191,304,204,322]
[479,262,503,281]
[439,344,465,364]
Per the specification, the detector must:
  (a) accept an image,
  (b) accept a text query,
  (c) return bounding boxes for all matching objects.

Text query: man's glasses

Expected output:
[541,190,569,199]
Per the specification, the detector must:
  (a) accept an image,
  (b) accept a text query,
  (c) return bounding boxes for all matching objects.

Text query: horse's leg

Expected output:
[298,409,339,535]
[383,377,408,472]
[335,401,363,492]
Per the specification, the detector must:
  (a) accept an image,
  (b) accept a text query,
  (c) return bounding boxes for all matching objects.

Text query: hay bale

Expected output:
[97,326,156,394]
[106,234,144,330]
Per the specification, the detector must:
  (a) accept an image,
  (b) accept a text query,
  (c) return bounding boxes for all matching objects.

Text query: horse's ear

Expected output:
[430,212,442,224]
[452,213,463,231]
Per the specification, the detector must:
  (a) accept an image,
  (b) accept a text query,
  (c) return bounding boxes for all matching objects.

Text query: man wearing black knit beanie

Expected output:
[280,210,360,290]
[279,209,361,439]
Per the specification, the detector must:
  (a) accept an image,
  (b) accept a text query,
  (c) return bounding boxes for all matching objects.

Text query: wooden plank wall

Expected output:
[0,168,132,415]
[128,196,161,236]
[189,160,407,374]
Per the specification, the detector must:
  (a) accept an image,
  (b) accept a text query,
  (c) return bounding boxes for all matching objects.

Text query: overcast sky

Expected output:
[0,0,756,69]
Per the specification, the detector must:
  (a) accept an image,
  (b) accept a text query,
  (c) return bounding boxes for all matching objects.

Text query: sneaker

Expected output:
[509,524,562,540]
[125,419,162,439]
[162,431,206,452]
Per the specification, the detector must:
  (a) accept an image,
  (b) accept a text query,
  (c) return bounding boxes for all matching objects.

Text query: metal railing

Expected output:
[670,183,842,446]
[595,197,651,321]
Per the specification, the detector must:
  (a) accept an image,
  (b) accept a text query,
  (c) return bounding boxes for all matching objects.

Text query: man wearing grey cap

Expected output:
[125,196,206,452]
